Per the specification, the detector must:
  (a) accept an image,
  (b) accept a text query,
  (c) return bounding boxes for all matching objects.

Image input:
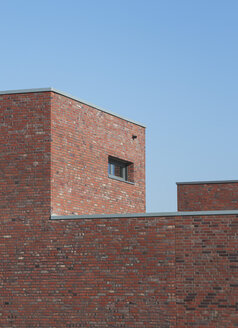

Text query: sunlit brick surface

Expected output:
[51,93,145,216]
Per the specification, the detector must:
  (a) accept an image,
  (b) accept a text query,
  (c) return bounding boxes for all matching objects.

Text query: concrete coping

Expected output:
[51,210,238,220]
[0,87,146,128]
[176,180,238,185]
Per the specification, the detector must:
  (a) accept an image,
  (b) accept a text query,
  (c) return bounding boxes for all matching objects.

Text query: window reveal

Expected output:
[108,156,134,183]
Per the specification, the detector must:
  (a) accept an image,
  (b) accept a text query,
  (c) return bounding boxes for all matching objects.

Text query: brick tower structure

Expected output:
[0,88,146,219]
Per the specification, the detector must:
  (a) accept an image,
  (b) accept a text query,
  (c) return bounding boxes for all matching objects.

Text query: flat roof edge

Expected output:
[0,87,146,128]
[50,210,238,220]
[177,180,238,185]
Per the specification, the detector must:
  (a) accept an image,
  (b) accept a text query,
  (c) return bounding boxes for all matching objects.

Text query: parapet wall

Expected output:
[1,211,237,327]
[177,180,238,211]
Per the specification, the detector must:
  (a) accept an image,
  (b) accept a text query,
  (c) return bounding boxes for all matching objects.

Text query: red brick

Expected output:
[1,89,237,327]
[177,181,238,211]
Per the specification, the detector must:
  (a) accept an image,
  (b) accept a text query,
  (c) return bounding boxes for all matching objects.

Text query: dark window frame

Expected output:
[108,156,134,184]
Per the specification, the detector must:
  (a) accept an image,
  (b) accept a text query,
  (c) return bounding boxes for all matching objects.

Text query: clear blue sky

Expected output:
[1,0,238,212]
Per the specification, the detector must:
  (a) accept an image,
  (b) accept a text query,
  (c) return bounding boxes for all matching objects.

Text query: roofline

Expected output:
[176,180,238,185]
[51,209,238,220]
[0,87,146,128]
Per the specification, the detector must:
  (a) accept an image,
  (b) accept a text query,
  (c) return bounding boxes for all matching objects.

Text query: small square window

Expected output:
[108,156,134,183]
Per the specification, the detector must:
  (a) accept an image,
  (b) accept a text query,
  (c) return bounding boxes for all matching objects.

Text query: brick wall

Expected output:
[1,213,237,327]
[175,214,238,327]
[0,89,145,218]
[0,215,176,327]
[51,93,145,216]
[177,181,238,211]
[1,89,237,327]
[0,92,51,220]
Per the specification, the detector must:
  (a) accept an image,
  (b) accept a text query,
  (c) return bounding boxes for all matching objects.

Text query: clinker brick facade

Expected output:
[51,91,145,216]
[177,180,238,211]
[0,88,146,219]
[1,88,237,327]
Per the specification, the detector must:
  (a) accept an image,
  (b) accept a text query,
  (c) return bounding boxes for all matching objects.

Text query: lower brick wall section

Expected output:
[0,216,176,328]
[1,214,237,327]
[175,215,238,327]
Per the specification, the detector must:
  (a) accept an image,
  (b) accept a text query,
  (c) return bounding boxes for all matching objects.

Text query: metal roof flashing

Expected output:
[50,209,238,220]
[0,87,146,128]
[176,180,238,185]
